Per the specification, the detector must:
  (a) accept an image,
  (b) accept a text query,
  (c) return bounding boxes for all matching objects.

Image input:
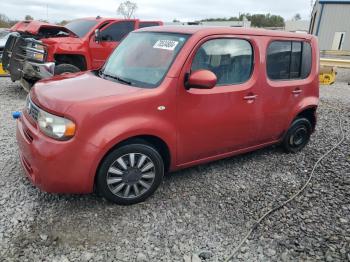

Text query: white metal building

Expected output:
[310,0,350,50]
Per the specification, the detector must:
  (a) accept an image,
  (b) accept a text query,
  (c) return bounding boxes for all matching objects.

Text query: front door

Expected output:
[176,36,262,165]
[89,20,136,69]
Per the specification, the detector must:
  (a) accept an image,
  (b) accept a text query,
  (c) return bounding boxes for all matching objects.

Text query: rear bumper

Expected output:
[16,112,99,194]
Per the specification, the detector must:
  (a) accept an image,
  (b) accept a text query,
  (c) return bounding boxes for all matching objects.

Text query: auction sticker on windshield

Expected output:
[153,40,179,51]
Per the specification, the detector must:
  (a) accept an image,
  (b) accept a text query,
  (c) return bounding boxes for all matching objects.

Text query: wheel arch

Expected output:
[115,135,171,173]
[295,106,317,131]
[93,134,172,190]
[288,96,319,133]
[54,54,87,71]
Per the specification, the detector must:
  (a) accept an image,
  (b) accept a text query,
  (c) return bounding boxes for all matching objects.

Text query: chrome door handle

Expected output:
[292,89,302,94]
[244,95,258,100]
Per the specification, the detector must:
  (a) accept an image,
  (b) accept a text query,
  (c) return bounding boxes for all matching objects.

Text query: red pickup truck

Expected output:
[3,17,162,90]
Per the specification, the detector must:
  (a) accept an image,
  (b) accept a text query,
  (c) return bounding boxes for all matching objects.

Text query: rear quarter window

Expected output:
[101,21,135,41]
[267,40,312,80]
[139,22,160,28]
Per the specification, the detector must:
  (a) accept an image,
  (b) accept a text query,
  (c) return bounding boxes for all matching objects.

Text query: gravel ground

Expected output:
[0,72,349,262]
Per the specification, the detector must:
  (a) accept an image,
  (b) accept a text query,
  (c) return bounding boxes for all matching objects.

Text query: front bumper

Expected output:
[19,61,55,92]
[3,34,53,84]
[22,61,55,80]
[16,112,99,194]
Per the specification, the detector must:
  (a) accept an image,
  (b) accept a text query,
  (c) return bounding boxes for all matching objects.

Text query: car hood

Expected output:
[11,20,76,37]
[41,36,83,46]
[31,71,142,114]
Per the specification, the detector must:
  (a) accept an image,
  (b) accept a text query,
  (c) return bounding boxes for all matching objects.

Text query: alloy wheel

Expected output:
[106,153,156,199]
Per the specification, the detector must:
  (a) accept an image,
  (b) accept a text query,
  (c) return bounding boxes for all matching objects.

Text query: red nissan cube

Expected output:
[16,26,319,205]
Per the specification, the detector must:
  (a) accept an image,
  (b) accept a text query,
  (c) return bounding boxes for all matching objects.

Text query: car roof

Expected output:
[137,25,313,40]
[71,17,117,23]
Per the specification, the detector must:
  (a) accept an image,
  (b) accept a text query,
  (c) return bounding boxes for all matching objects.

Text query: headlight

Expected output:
[37,109,76,140]
[26,42,46,62]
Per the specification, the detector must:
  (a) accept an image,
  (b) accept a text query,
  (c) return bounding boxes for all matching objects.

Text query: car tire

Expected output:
[54,64,80,75]
[96,143,164,205]
[282,117,312,153]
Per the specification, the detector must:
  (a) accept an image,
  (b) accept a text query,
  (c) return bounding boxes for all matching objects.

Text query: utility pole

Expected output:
[310,0,314,18]
[46,4,48,22]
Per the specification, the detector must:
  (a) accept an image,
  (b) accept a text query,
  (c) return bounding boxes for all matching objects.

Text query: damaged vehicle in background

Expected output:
[2,17,163,91]
[0,29,13,76]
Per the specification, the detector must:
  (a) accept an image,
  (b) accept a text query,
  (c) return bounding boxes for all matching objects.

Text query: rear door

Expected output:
[89,20,136,69]
[259,38,313,142]
[176,36,263,165]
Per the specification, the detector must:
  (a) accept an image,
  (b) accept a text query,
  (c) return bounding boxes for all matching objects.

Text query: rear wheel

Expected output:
[282,118,312,153]
[54,63,80,75]
[96,143,164,205]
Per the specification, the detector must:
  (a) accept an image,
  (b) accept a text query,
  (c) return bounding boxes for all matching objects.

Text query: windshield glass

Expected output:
[65,20,98,38]
[102,32,189,88]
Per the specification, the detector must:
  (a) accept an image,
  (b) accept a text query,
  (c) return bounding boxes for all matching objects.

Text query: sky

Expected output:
[0,0,314,23]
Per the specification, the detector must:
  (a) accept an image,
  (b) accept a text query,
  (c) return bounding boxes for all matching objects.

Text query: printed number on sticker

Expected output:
[153,40,179,51]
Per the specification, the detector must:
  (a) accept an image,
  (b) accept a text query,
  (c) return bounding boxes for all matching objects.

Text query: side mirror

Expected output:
[186,70,217,90]
[94,29,101,42]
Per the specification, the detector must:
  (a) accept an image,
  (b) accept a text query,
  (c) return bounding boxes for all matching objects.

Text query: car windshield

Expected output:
[101,32,189,88]
[65,20,98,38]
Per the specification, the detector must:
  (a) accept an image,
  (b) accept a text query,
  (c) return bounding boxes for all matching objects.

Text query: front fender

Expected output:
[45,42,91,68]
[86,115,177,183]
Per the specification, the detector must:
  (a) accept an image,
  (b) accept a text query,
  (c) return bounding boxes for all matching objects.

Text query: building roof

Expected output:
[319,0,350,3]
[138,25,313,40]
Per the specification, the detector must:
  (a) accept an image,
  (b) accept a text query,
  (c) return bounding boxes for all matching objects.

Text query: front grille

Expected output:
[2,33,19,70]
[3,34,46,81]
[27,98,40,122]
[3,34,26,81]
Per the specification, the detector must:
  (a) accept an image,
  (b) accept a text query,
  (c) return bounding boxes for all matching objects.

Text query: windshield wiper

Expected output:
[99,71,132,85]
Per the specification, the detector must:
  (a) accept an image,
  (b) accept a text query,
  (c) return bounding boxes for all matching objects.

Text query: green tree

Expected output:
[117,1,138,19]
[25,15,34,21]
[57,20,70,26]
[293,13,302,21]
[0,14,11,27]
[201,13,285,28]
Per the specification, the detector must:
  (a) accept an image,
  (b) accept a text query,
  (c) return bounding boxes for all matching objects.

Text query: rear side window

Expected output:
[267,41,312,80]
[100,21,135,41]
[139,22,160,28]
[191,38,253,86]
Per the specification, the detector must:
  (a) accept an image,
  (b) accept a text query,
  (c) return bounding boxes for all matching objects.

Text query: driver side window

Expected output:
[191,38,253,86]
[100,21,135,42]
